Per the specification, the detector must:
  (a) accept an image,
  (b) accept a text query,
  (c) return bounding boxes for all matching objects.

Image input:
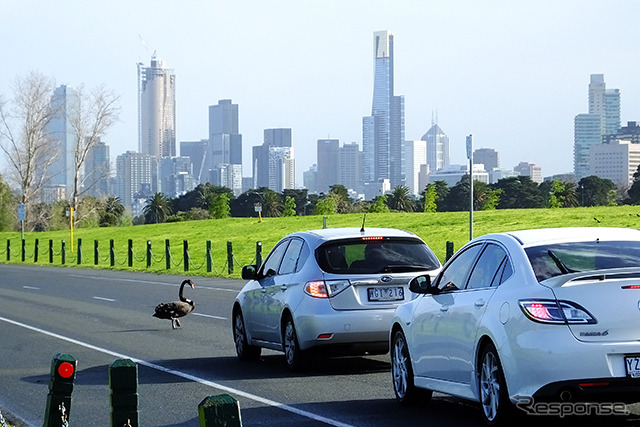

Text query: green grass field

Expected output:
[0,206,639,278]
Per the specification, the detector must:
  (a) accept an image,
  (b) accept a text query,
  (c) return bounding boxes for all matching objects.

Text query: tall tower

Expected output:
[209,99,242,194]
[421,123,450,173]
[138,56,176,160]
[363,30,405,189]
[49,85,78,198]
[252,128,293,190]
[316,139,340,194]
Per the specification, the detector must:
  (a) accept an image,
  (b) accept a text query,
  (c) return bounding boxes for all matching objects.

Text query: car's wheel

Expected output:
[283,316,306,371]
[479,342,513,425]
[233,309,261,361]
[391,329,432,405]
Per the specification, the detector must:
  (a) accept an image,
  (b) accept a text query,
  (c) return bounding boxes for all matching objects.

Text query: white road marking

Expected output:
[69,274,238,292]
[192,313,227,320]
[93,296,116,302]
[22,286,40,290]
[0,315,353,427]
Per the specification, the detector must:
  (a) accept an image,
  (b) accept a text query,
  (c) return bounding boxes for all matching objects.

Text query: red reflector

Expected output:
[622,285,640,289]
[58,362,74,378]
[362,236,383,241]
[579,382,609,388]
[317,334,333,339]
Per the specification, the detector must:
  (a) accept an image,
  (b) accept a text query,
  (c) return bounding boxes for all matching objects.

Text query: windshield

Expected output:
[316,237,440,274]
[525,240,640,282]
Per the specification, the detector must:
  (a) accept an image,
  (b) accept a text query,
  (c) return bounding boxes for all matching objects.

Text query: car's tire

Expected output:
[233,309,261,361]
[283,316,307,371]
[391,329,432,405]
[478,342,514,425]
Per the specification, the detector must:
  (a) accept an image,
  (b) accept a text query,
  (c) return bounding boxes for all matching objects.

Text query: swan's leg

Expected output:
[171,318,177,329]
[175,318,181,328]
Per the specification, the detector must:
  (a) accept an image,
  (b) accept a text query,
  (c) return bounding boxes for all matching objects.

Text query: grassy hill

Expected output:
[0,206,639,278]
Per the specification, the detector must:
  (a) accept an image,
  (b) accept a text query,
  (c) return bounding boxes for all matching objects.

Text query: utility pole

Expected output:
[466,134,473,241]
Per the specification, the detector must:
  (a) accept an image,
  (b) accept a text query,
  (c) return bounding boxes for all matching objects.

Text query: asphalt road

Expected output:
[0,265,638,426]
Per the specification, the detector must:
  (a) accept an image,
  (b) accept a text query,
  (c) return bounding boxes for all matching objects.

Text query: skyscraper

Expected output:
[421,123,450,173]
[474,148,499,171]
[138,56,176,160]
[405,140,426,195]
[316,139,340,194]
[362,30,405,188]
[252,128,292,190]
[209,99,242,194]
[84,138,110,198]
[49,85,78,198]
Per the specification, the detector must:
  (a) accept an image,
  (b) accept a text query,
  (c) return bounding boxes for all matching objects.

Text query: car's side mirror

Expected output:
[409,274,437,294]
[241,265,257,280]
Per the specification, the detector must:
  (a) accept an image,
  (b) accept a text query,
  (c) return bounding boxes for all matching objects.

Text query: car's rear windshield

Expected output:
[525,240,640,282]
[316,237,440,274]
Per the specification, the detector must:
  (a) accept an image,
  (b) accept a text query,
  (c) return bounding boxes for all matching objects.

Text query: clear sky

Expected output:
[2,0,639,185]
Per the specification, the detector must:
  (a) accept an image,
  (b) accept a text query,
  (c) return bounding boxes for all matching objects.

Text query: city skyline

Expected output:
[3,1,640,186]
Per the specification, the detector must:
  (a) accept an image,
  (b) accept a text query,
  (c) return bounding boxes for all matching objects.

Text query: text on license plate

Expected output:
[625,356,640,378]
[368,287,404,302]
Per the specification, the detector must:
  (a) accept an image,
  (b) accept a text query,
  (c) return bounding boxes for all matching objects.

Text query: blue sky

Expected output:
[2,0,639,184]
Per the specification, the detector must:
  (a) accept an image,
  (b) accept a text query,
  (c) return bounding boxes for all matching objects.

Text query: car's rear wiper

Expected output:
[547,250,577,275]
[381,265,429,273]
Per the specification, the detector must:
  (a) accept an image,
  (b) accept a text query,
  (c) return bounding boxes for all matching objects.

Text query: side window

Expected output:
[467,243,507,290]
[436,244,483,292]
[260,240,289,277]
[279,239,304,275]
[497,258,514,285]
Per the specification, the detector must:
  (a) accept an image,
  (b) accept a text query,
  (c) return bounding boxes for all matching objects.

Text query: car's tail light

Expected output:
[519,300,597,324]
[304,280,351,298]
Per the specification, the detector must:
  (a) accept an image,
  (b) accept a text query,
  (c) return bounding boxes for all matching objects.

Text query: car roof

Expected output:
[495,227,640,247]
[289,227,420,244]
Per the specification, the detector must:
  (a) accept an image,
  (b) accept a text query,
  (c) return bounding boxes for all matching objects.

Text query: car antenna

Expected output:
[360,214,366,233]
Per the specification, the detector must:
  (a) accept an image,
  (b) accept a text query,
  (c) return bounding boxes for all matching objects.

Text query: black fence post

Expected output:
[128,239,133,267]
[94,240,99,265]
[256,241,262,269]
[206,241,212,273]
[35,239,39,263]
[446,241,454,261]
[146,241,152,269]
[77,238,82,265]
[198,394,242,427]
[183,240,189,272]
[227,241,233,275]
[165,239,171,270]
[61,241,66,265]
[109,358,139,427]
[6,239,10,261]
[43,353,76,427]
[49,240,53,264]
[21,239,25,262]
[110,239,115,267]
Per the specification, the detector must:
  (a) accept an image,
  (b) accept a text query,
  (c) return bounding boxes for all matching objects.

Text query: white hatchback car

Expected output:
[390,227,640,425]
[233,227,441,370]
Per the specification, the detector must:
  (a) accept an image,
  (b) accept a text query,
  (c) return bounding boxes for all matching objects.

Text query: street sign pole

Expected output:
[466,135,474,241]
[18,203,25,241]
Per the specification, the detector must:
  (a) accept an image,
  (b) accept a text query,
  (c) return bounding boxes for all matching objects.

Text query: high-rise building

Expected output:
[589,139,640,188]
[405,140,426,195]
[422,123,449,173]
[209,99,242,194]
[474,148,499,171]
[84,138,110,198]
[338,142,363,192]
[316,139,340,194]
[362,30,405,188]
[138,56,176,161]
[48,85,78,197]
[252,128,292,190]
[268,146,295,193]
[575,74,621,179]
[180,139,209,183]
[514,161,542,183]
[115,151,154,212]
[158,156,195,197]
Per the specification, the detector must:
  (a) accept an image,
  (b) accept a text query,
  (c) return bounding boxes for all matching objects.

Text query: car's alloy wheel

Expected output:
[391,330,432,405]
[283,317,306,370]
[479,343,511,425]
[233,310,261,360]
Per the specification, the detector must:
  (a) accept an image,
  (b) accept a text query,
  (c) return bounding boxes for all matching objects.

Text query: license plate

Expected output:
[625,356,640,378]
[368,287,404,302]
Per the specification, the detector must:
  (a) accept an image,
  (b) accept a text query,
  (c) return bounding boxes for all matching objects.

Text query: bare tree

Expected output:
[0,72,59,229]
[66,84,120,216]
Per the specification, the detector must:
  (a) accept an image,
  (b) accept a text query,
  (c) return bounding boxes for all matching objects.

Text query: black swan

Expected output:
[153,279,195,329]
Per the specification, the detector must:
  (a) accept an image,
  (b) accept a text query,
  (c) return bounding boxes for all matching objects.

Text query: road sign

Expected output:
[18,203,25,221]
[254,203,262,213]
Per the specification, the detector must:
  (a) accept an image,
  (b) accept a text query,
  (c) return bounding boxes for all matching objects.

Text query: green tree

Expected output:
[578,176,618,207]
[494,176,544,209]
[482,189,502,210]
[328,185,353,213]
[627,165,640,205]
[369,195,390,213]
[262,189,283,217]
[210,193,231,219]
[99,196,125,227]
[423,184,437,213]
[315,196,337,215]
[143,193,173,224]
[282,196,296,217]
[546,179,565,208]
[388,186,415,212]
[0,174,14,231]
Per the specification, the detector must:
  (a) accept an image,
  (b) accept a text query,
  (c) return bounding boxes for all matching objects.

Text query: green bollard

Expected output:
[21,239,25,262]
[77,238,82,265]
[109,358,139,427]
[95,240,99,265]
[49,239,53,264]
[128,239,133,267]
[44,353,77,427]
[206,241,212,273]
[256,241,262,269]
[165,239,171,270]
[227,242,233,275]
[6,239,9,261]
[110,239,115,267]
[198,394,242,427]
[183,240,189,272]
[446,241,454,261]
[146,241,152,268]
[34,238,39,263]
[61,241,66,265]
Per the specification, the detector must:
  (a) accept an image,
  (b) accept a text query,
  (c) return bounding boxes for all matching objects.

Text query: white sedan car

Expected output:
[390,227,640,425]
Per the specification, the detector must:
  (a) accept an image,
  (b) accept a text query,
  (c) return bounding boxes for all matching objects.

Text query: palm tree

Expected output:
[389,186,415,212]
[143,193,173,224]
[262,189,283,217]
